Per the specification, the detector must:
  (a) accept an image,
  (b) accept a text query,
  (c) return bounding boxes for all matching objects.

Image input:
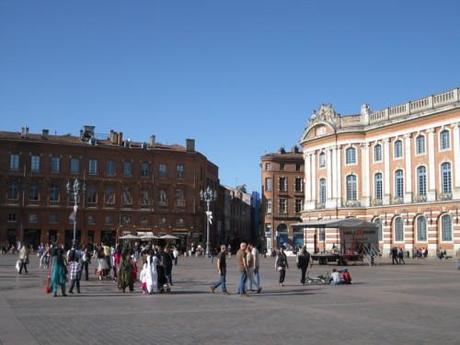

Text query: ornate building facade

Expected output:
[0,126,220,250]
[261,147,304,252]
[300,87,460,255]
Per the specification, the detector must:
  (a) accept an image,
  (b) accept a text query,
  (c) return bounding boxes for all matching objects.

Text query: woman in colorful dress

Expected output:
[50,245,67,297]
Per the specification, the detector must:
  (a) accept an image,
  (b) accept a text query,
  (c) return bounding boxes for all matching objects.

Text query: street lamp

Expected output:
[66,178,85,249]
[200,186,217,256]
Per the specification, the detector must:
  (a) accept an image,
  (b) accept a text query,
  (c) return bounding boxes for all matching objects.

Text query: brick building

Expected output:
[260,147,304,252]
[0,126,220,250]
[300,87,460,256]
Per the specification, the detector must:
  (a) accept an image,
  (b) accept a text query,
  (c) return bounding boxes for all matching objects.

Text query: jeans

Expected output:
[212,273,227,292]
[19,259,28,274]
[82,261,89,281]
[279,269,286,284]
[248,268,261,290]
[165,266,173,285]
[237,270,248,294]
[69,279,80,293]
[300,266,307,284]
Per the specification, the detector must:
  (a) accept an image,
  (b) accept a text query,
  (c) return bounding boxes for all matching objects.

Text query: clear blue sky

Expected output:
[1,0,460,192]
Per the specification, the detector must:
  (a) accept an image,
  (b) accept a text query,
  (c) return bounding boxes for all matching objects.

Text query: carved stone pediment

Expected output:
[310,104,338,127]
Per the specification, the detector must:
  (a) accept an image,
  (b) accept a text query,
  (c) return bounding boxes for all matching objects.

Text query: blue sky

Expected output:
[1,0,460,192]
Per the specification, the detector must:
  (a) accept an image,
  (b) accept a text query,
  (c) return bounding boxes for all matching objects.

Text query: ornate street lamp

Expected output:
[66,178,85,248]
[200,186,217,256]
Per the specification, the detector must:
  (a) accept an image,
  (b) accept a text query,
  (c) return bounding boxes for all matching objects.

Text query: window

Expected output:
[122,187,132,205]
[159,164,167,178]
[319,228,325,241]
[70,158,80,174]
[265,177,272,192]
[265,163,272,171]
[394,169,404,198]
[104,187,115,205]
[8,181,19,200]
[140,190,150,207]
[50,156,60,173]
[374,218,382,241]
[319,178,327,204]
[141,162,149,177]
[441,162,452,194]
[106,160,116,176]
[159,190,168,206]
[346,175,357,201]
[28,214,38,224]
[266,200,272,214]
[374,173,383,200]
[416,135,425,154]
[31,155,40,173]
[295,177,303,192]
[417,216,427,241]
[123,161,132,177]
[175,190,185,207]
[86,186,98,204]
[104,215,113,225]
[176,164,184,179]
[121,215,131,225]
[319,152,326,168]
[8,213,17,222]
[279,177,287,192]
[441,214,452,241]
[49,184,60,202]
[394,217,404,242]
[279,199,287,214]
[440,129,450,150]
[417,166,427,196]
[49,213,59,224]
[10,154,19,171]
[88,159,98,175]
[374,144,382,162]
[345,147,356,164]
[29,183,39,201]
[87,215,96,226]
[394,140,403,158]
[295,199,303,213]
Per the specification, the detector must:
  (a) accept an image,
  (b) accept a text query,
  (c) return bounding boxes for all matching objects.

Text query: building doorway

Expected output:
[276,224,288,249]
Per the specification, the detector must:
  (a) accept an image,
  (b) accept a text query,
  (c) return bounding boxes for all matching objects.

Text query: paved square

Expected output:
[0,255,459,345]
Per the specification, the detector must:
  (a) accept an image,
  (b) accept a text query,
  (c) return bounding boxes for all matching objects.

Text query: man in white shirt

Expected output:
[329,268,343,285]
[248,244,262,293]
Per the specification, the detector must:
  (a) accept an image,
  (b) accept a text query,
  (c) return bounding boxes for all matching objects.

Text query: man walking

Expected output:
[297,246,311,285]
[391,247,399,265]
[236,242,249,296]
[210,245,230,294]
[248,244,262,293]
[18,243,29,274]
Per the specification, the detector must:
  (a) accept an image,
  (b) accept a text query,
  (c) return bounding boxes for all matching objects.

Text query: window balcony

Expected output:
[345,200,361,208]
[391,197,404,205]
[414,194,427,203]
[315,202,325,209]
[371,198,383,206]
[439,192,452,201]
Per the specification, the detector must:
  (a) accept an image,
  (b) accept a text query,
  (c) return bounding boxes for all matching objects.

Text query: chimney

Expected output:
[21,126,29,137]
[109,130,119,145]
[149,135,156,147]
[42,129,49,138]
[186,139,195,152]
[117,132,123,146]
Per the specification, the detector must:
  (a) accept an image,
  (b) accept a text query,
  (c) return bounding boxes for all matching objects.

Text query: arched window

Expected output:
[394,216,404,242]
[319,178,326,204]
[417,166,427,196]
[394,169,404,198]
[441,162,452,193]
[346,147,356,164]
[319,152,326,168]
[441,214,452,241]
[416,216,427,241]
[374,144,382,161]
[346,175,357,201]
[374,217,383,241]
[416,135,425,154]
[394,140,403,158]
[374,173,383,200]
[440,129,450,150]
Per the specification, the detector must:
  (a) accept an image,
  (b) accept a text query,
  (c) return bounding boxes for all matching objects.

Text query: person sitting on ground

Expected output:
[340,268,352,284]
[329,268,343,285]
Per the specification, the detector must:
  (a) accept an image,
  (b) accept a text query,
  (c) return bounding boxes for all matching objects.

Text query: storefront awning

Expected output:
[292,218,378,231]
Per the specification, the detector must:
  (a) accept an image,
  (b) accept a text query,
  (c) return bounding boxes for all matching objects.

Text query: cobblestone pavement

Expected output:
[0,254,459,345]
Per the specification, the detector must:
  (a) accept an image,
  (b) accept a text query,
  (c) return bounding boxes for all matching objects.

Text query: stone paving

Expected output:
[0,254,459,345]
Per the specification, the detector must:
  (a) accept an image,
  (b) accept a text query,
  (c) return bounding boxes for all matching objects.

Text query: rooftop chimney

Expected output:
[109,130,119,145]
[80,125,95,142]
[186,139,195,152]
[42,129,49,138]
[117,132,123,146]
[21,126,29,137]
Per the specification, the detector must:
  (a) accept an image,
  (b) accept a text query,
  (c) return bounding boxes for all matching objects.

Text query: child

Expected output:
[68,251,82,294]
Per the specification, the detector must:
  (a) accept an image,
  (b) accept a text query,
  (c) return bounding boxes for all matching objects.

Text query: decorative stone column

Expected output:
[325,147,335,208]
[336,145,342,207]
[427,128,436,202]
[304,152,312,208]
[404,134,413,203]
[383,138,391,205]
[453,123,460,199]
[361,143,370,207]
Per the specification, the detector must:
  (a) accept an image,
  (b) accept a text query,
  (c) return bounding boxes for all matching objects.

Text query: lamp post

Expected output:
[200,186,217,256]
[66,178,85,249]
